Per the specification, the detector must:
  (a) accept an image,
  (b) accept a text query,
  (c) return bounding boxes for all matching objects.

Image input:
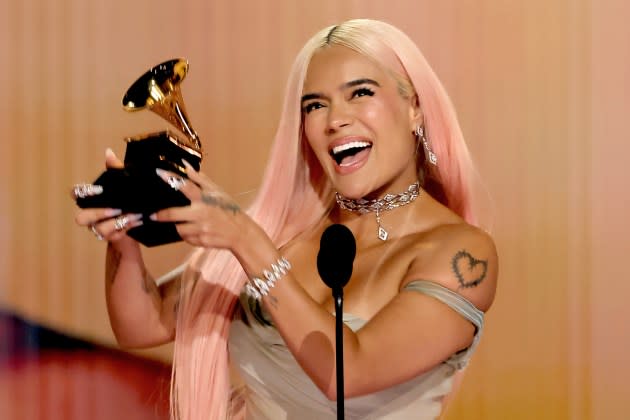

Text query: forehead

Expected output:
[303,45,394,92]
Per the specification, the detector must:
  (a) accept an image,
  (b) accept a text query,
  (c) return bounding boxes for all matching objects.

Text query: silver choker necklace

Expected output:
[335,181,421,241]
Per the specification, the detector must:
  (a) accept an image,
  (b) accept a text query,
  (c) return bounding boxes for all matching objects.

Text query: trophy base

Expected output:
[76,131,202,247]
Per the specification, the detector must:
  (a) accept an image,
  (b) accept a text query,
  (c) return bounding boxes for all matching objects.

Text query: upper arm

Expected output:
[347,225,497,396]
[402,225,498,311]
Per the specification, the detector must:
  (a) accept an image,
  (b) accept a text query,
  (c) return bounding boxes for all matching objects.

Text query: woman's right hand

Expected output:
[71,149,179,349]
[72,148,143,246]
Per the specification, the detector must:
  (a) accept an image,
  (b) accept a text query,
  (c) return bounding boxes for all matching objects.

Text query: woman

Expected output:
[74,19,497,420]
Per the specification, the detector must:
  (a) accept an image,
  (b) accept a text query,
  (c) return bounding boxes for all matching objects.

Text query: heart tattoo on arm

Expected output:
[451,249,488,289]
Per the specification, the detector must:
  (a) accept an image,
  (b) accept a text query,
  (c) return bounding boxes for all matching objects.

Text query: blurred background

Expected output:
[1,0,628,419]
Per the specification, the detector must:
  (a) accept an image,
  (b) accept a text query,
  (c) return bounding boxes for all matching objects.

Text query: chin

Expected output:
[333,181,373,200]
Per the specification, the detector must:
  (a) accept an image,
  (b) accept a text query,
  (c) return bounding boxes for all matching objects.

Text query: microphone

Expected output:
[317,224,356,292]
[316,223,356,420]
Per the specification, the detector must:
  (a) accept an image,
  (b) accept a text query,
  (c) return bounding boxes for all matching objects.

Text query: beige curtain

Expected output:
[1,0,628,418]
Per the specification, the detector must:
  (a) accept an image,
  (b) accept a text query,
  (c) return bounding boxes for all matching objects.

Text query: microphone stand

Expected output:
[316,223,355,420]
[333,286,345,420]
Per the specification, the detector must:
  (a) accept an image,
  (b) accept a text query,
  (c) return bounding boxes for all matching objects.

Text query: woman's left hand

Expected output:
[152,161,248,250]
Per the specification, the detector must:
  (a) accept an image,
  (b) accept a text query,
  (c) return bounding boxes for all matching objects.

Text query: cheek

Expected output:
[302,137,327,173]
[384,100,414,138]
[364,95,404,124]
[302,114,317,139]
[303,115,327,150]
[363,106,381,122]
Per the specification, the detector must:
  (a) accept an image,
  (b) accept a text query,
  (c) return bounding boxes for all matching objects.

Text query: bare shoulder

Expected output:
[402,223,498,312]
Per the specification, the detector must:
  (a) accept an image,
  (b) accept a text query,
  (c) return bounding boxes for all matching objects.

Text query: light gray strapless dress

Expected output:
[228,280,484,419]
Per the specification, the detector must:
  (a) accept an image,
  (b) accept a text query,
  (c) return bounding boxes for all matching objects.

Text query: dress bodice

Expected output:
[228,281,484,419]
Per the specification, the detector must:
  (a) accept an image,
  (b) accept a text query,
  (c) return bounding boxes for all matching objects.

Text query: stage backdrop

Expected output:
[1,0,628,419]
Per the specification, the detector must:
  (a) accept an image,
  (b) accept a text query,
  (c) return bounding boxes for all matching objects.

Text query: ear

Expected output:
[408,94,423,132]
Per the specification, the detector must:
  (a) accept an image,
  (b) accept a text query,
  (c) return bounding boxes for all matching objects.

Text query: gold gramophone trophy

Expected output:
[76,58,203,247]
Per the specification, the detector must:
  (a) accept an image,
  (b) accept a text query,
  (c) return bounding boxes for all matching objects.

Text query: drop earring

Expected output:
[415,125,437,166]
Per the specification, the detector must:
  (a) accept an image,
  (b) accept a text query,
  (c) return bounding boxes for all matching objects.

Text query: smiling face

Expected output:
[301,45,422,200]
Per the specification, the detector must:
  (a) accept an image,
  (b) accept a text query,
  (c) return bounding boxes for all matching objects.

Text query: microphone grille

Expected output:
[316,224,356,290]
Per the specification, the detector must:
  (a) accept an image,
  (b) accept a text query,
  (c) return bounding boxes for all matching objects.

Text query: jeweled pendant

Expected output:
[378,226,389,241]
[428,151,438,165]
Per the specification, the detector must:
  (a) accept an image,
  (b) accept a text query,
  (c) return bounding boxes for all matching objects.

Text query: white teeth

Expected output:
[331,141,371,155]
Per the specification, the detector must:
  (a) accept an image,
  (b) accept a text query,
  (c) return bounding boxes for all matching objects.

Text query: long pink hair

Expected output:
[170,19,478,419]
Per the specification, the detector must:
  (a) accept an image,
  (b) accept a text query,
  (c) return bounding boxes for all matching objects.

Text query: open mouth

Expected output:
[329,141,373,166]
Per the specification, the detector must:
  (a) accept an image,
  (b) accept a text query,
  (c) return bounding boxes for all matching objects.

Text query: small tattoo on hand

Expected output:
[452,249,488,289]
[201,192,240,215]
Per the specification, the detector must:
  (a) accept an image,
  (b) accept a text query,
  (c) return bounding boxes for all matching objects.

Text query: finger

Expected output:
[75,208,122,227]
[150,205,200,224]
[100,213,143,237]
[182,160,219,190]
[111,213,143,233]
[87,213,142,242]
[71,183,103,200]
[89,224,105,241]
[155,168,202,201]
[174,220,206,238]
[105,147,124,169]
[177,231,202,247]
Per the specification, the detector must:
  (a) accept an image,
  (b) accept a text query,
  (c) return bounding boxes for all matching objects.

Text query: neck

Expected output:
[334,181,421,241]
[335,181,420,213]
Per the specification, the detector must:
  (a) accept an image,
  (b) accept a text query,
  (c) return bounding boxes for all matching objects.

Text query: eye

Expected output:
[303,101,325,114]
[351,87,375,99]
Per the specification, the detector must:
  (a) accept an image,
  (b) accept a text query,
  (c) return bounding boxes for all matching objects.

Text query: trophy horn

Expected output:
[122,58,202,154]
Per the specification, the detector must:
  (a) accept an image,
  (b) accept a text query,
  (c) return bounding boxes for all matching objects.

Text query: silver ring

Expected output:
[113,215,129,232]
[166,175,186,191]
[90,224,104,241]
[73,183,103,199]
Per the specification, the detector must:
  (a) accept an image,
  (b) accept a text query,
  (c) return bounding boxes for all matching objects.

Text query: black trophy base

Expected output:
[75,131,202,247]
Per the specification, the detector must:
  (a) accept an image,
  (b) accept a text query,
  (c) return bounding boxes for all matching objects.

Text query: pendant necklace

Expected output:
[335,181,420,241]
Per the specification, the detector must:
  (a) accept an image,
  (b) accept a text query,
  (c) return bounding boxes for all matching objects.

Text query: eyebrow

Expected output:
[301,78,381,104]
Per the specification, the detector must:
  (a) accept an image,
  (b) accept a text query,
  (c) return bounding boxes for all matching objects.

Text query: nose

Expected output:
[325,102,353,134]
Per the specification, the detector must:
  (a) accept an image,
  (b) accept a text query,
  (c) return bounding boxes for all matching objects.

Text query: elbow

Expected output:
[113,333,145,350]
[312,373,341,401]
[115,337,165,350]
[321,366,376,401]
[319,355,364,401]
[323,385,360,402]
[110,325,143,349]
[112,330,173,350]
[322,378,360,402]
[324,386,337,402]
[116,341,139,351]
[109,316,175,349]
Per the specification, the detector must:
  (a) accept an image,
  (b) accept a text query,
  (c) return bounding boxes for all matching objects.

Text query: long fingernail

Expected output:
[73,184,103,199]
[130,220,144,229]
[157,168,186,191]
[149,213,157,221]
[128,213,143,222]
[181,159,193,169]
[155,168,169,178]
[104,208,122,217]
